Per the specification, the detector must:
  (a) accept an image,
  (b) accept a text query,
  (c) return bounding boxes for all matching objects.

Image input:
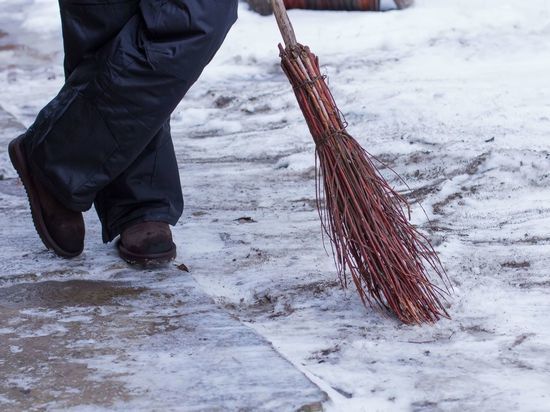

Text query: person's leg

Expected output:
[10,0,146,258]
[94,121,183,243]
[59,0,141,79]
[57,0,184,243]
[22,0,238,214]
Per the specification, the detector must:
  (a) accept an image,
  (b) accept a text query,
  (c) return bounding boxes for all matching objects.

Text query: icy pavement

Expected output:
[0,272,326,410]
[1,0,550,410]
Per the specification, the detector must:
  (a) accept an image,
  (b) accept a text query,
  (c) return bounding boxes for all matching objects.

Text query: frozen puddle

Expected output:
[0,273,326,410]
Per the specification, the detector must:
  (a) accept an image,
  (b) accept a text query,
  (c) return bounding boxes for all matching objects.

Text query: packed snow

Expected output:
[1,0,550,410]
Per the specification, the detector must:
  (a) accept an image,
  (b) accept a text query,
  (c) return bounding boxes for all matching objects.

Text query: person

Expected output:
[9,0,238,265]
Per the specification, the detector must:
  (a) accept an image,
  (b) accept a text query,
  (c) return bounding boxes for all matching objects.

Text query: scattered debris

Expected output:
[234,216,257,223]
[214,95,236,108]
[509,333,535,350]
[177,263,190,272]
[501,261,530,269]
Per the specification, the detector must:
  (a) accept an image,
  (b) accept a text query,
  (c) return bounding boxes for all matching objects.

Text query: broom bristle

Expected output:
[316,132,450,324]
[279,43,450,324]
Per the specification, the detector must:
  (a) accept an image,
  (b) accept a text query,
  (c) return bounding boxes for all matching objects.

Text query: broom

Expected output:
[270,0,450,324]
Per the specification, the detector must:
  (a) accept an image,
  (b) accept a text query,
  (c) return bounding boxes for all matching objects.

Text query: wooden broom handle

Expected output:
[271,0,297,47]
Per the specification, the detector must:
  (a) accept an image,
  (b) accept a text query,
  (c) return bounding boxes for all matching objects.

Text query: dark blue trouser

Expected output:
[22,0,238,241]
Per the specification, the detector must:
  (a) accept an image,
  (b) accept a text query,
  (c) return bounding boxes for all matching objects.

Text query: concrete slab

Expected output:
[0,270,326,411]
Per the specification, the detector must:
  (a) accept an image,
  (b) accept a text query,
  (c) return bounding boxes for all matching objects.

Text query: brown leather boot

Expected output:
[8,135,85,258]
[117,221,176,266]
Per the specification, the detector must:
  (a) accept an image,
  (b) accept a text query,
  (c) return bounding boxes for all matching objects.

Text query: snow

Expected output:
[1,0,550,410]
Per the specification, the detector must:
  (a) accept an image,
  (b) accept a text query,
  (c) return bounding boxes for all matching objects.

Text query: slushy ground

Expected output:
[1,1,549,410]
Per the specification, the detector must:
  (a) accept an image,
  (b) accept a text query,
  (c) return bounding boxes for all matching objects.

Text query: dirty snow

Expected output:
[1,0,550,410]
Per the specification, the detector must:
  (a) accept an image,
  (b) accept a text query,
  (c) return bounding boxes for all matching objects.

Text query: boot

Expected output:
[117,221,176,266]
[9,135,85,258]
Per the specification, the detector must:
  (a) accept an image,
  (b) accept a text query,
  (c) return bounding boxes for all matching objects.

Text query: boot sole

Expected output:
[117,240,177,267]
[8,136,83,258]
